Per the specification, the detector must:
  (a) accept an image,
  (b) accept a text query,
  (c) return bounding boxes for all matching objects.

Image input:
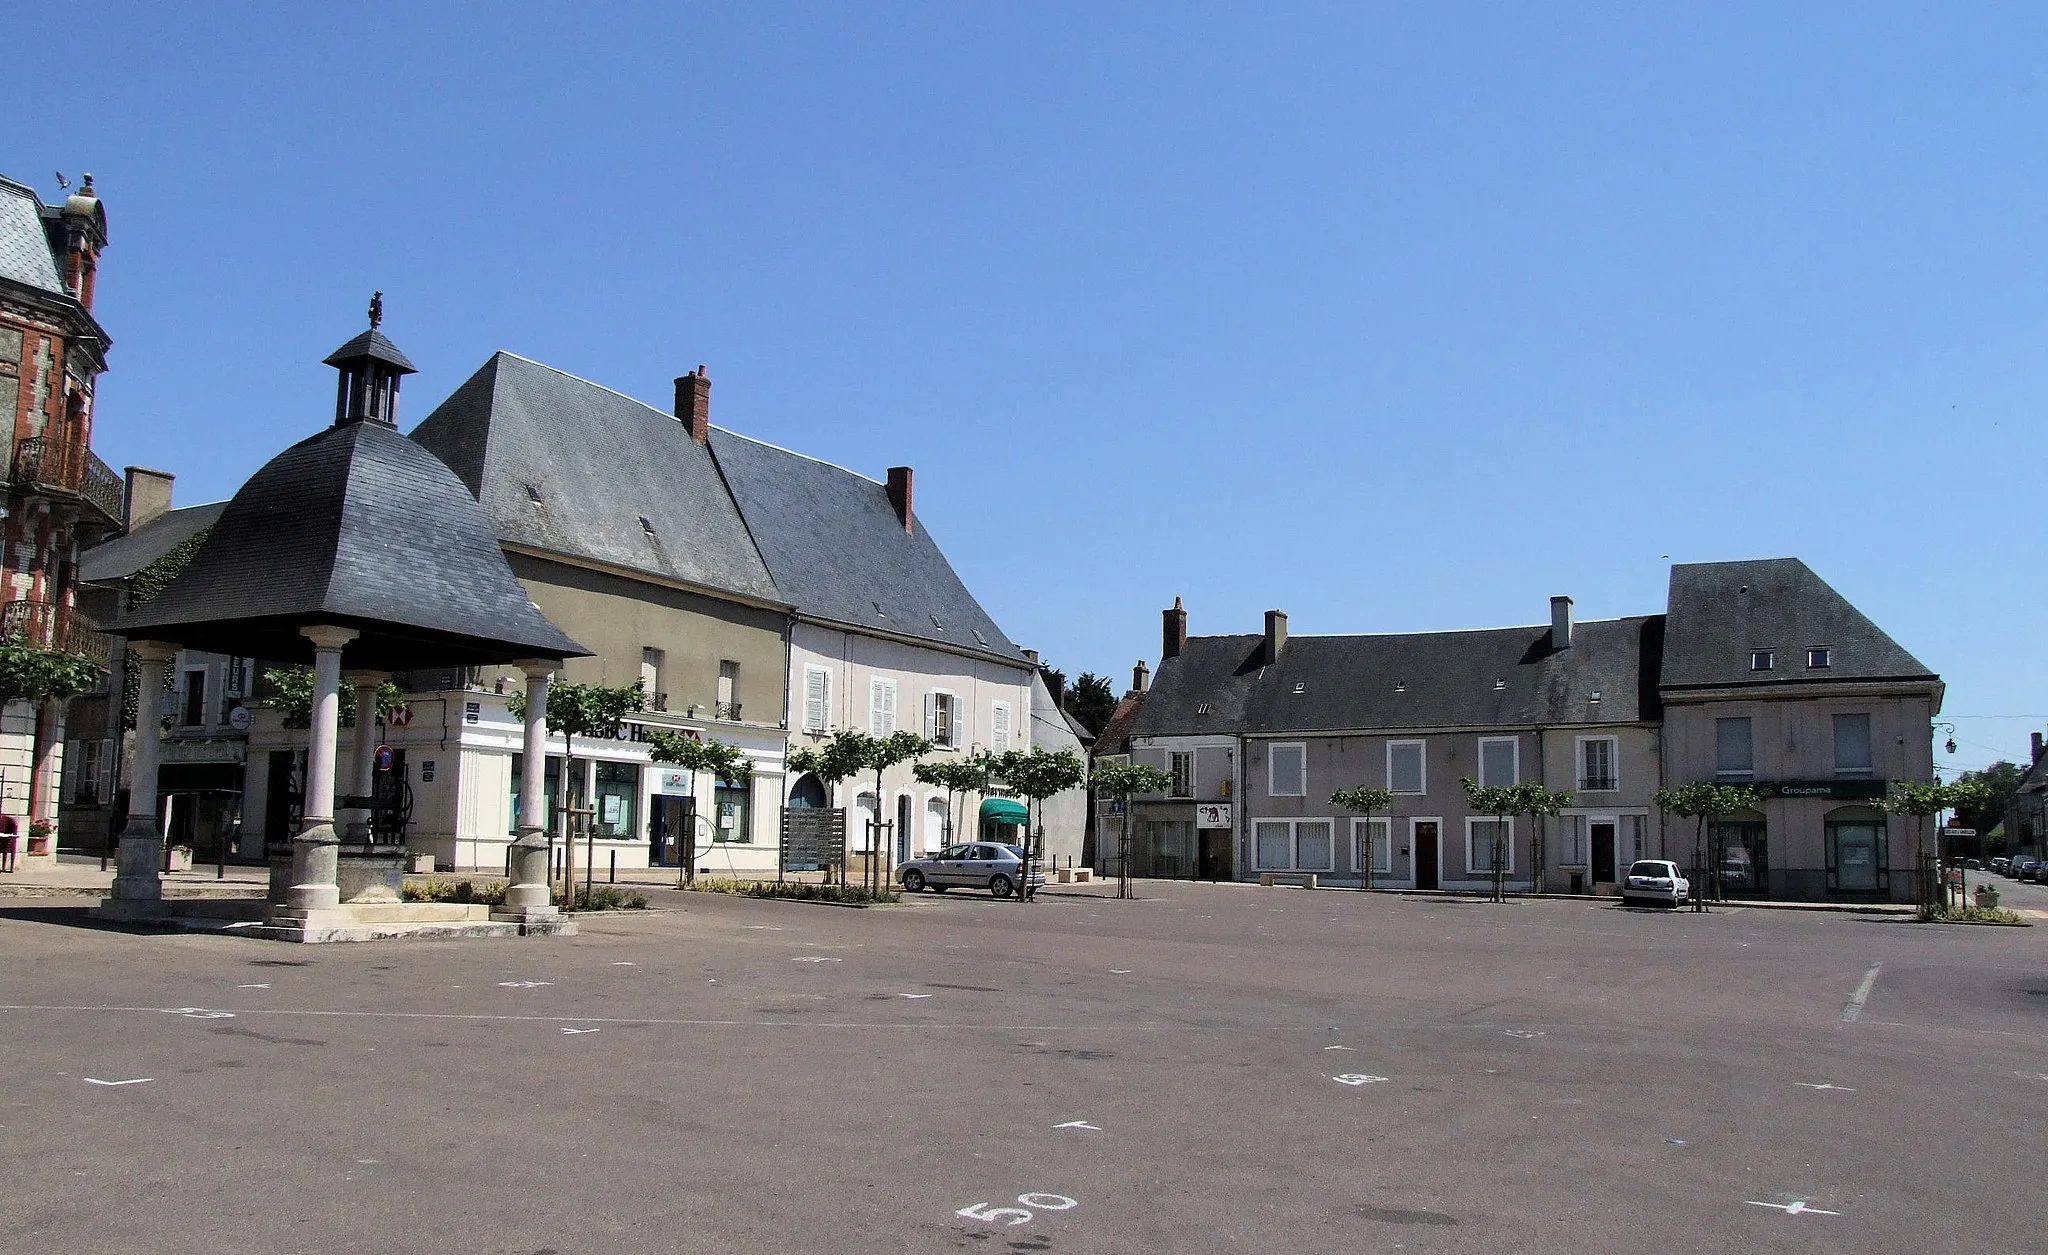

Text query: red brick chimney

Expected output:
[1163,597,1187,660]
[886,466,913,533]
[673,366,710,443]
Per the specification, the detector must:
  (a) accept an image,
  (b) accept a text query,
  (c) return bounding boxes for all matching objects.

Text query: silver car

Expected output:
[1621,859,1691,908]
[896,843,1045,898]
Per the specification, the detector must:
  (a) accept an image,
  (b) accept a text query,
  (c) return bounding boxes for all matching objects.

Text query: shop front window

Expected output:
[714,778,751,843]
[1711,820,1768,898]
[593,762,640,839]
[508,754,562,835]
[1826,817,1887,894]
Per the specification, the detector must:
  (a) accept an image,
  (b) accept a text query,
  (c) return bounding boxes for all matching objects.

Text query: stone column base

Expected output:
[109,826,166,902]
[286,823,343,909]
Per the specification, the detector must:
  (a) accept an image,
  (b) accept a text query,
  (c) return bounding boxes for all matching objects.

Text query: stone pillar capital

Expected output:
[301,624,361,652]
[341,669,390,687]
[513,659,558,680]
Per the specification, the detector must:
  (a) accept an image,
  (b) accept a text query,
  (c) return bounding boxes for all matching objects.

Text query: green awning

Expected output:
[979,798,1029,824]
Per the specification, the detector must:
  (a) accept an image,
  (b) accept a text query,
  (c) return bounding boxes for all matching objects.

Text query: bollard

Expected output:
[609,850,617,884]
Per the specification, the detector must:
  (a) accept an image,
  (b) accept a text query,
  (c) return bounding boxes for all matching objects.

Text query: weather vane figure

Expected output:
[368,291,384,329]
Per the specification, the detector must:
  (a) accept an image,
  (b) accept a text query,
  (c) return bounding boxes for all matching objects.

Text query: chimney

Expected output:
[886,466,913,533]
[1550,595,1574,649]
[1163,597,1187,660]
[1021,647,1039,665]
[1047,669,1066,710]
[122,466,174,532]
[673,366,710,443]
[1264,609,1287,665]
[1133,660,1150,693]
[2034,731,2044,762]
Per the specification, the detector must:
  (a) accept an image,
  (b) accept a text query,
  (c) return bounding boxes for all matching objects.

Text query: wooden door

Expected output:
[1591,821,1617,883]
[1414,821,1440,890]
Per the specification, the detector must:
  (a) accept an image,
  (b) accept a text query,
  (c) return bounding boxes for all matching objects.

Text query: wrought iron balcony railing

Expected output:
[11,436,124,522]
[716,701,742,721]
[0,599,112,667]
[1579,775,1618,792]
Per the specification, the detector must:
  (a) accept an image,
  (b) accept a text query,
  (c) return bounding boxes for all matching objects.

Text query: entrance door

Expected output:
[1590,821,1617,883]
[650,795,693,869]
[895,795,913,864]
[1414,820,1440,890]
[1198,829,1233,881]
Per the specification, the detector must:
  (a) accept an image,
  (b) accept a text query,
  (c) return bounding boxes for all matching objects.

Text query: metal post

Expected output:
[609,850,616,884]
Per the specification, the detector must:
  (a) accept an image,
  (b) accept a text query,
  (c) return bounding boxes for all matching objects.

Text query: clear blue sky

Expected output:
[12,3,2044,773]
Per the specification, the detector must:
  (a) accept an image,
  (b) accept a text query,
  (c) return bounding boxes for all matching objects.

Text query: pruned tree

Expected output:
[1089,760,1171,899]
[913,752,996,851]
[508,680,646,903]
[992,747,1087,901]
[789,729,931,891]
[1882,777,1993,911]
[1330,785,1394,892]
[645,729,754,885]
[1460,779,1574,902]
[1653,782,1763,911]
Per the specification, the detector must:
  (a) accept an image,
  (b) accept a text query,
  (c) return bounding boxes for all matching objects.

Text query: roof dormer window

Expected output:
[1807,647,1831,669]
[1750,650,1774,672]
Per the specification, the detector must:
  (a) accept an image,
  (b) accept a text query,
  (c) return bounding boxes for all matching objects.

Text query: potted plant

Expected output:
[1975,883,2000,910]
[25,819,53,857]
[167,844,194,872]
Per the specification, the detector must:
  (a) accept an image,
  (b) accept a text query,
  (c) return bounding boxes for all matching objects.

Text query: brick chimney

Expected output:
[1264,609,1287,665]
[2034,731,2044,763]
[1551,595,1573,649]
[1046,668,1066,710]
[58,174,106,311]
[1133,660,1150,693]
[886,466,913,533]
[673,366,710,443]
[122,466,173,532]
[1163,597,1187,660]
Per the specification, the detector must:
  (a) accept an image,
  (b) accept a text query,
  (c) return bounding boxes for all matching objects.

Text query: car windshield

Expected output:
[1627,862,1672,878]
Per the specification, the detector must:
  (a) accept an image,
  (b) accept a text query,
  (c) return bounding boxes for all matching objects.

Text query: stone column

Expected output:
[499,661,559,917]
[109,642,177,901]
[285,625,359,910]
[342,670,387,841]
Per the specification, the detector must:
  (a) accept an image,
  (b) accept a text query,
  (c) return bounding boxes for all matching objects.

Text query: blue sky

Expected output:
[12,3,2044,773]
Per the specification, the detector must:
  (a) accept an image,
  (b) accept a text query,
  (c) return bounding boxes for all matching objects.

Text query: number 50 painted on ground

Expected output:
[956,1193,1078,1225]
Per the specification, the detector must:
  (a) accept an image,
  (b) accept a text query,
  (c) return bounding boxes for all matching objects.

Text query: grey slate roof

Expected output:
[1661,558,1936,691]
[116,418,586,670]
[1134,618,1660,737]
[78,502,227,585]
[0,176,63,296]
[1030,671,1087,754]
[324,328,417,373]
[708,428,1023,662]
[409,353,782,603]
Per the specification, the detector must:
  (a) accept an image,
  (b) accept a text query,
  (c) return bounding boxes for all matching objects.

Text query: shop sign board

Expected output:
[1194,803,1233,828]
[1753,779,1887,801]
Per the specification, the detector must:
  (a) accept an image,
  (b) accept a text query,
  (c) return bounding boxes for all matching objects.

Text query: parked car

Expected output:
[896,843,1045,899]
[1991,857,2010,875]
[1621,859,1691,908]
[2023,861,2047,884]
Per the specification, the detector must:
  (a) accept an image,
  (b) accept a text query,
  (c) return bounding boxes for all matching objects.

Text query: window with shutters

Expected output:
[1168,752,1193,798]
[1466,817,1513,874]
[991,701,1012,752]
[1268,743,1307,796]
[1478,737,1518,787]
[926,690,957,747]
[1388,740,1426,794]
[802,665,833,732]
[869,677,899,735]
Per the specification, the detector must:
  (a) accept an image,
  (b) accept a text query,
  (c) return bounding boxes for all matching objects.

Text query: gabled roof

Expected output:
[1134,618,1659,737]
[708,427,1023,664]
[78,502,227,585]
[116,418,585,669]
[1029,671,1088,753]
[1091,689,1146,759]
[409,353,782,604]
[1661,558,1936,691]
[0,176,63,296]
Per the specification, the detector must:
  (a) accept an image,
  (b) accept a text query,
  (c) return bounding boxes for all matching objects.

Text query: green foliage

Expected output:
[1951,762,2023,837]
[124,525,211,611]
[1653,781,1763,820]
[994,746,1088,803]
[1089,759,1172,799]
[1063,672,1118,736]
[260,666,405,730]
[914,752,997,797]
[787,729,886,786]
[507,680,647,747]
[645,729,753,783]
[0,635,103,705]
[1461,779,1576,821]
[1921,903,2025,925]
[1880,778,1990,819]
[688,876,899,905]
[564,885,649,911]
[403,877,510,906]
[1330,785,1394,816]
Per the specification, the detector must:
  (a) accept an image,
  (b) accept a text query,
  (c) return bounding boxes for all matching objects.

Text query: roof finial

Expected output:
[368,290,384,330]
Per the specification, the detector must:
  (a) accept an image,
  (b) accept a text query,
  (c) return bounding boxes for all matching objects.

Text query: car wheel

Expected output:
[989,873,1015,899]
[902,869,926,893]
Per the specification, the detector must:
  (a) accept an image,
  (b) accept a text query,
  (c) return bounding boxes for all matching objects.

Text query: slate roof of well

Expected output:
[409,353,782,603]
[0,176,63,296]
[116,418,585,669]
[708,428,1023,663]
[1660,558,1935,690]
[78,502,227,585]
[1133,617,1661,738]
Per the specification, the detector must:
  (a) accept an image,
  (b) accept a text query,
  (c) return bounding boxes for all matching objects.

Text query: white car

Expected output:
[1621,859,1690,908]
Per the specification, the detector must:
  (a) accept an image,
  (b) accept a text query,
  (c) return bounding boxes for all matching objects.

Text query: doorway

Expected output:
[895,795,913,863]
[650,795,694,870]
[1591,820,1617,883]
[1414,820,1440,890]
[1198,828,1233,881]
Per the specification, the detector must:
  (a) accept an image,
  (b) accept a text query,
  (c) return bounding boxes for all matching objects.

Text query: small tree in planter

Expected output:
[1883,777,1991,912]
[788,729,931,890]
[913,752,997,851]
[787,733,870,885]
[1088,760,1172,899]
[509,681,646,905]
[1330,785,1394,891]
[1459,779,1573,902]
[645,730,754,887]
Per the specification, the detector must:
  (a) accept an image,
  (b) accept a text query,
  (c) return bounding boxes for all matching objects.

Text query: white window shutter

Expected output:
[925,691,938,741]
[870,679,885,735]
[804,668,827,731]
[99,740,114,803]
[992,702,1011,753]
[882,681,897,733]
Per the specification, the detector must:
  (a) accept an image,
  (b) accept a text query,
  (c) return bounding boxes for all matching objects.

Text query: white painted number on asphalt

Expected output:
[957,1194,1078,1226]
[164,1008,234,1019]
[1053,1121,1100,1131]
[84,1077,153,1086]
[497,981,553,989]
[1332,1074,1389,1086]
[1793,1082,1855,1092]
[1747,1200,1838,1217]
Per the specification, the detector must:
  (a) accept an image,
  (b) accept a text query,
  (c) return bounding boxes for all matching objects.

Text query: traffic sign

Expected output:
[374,744,396,771]
[1941,827,1977,838]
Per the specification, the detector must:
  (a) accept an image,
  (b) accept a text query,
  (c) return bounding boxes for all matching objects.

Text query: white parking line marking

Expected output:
[1504,1029,1545,1039]
[1793,1082,1855,1092]
[1109,969,1132,974]
[165,1008,234,1019]
[1747,1200,1838,1216]
[85,1077,152,1086]
[1331,1074,1389,1086]
[1323,1045,1355,1051]
[792,956,842,963]
[235,983,271,989]
[560,1028,600,1035]
[1840,963,1880,1022]
[898,993,934,999]
[497,981,553,989]
[1053,1121,1100,1130]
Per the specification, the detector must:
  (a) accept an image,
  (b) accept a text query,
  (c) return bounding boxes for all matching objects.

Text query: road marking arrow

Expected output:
[85,1077,153,1087]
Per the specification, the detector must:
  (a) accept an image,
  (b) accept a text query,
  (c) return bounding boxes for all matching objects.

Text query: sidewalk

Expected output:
[0,853,269,897]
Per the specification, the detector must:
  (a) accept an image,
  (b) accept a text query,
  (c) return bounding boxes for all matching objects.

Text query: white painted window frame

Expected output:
[802,664,833,733]
[1575,735,1619,792]
[1387,739,1427,795]
[1477,736,1519,788]
[1352,816,1393,874]
[1168,751,1194,799]
[926,688,959,748]
[1268,742,1308,797]
[1253,817,1336,871]
[1464,815,1515,875]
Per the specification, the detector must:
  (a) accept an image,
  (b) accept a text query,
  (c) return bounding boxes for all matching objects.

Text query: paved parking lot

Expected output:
[1,881,2043,1254]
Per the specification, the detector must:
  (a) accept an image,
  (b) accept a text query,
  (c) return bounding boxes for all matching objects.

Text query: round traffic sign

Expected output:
[374,744,396,771]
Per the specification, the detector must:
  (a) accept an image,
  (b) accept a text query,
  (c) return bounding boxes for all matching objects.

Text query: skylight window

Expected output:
[930,615,945,631]
[1751,650,1774,672]
[638,516,655,535]
[523,483,543,504]
[971,628,988,646]
[872,601,887,618]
